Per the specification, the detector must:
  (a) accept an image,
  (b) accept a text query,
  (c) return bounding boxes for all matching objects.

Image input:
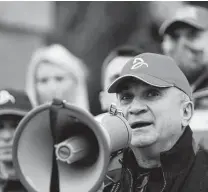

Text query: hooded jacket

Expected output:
[26,44,89,111]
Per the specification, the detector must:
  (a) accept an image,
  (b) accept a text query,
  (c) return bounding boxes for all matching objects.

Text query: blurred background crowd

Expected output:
[1,1,208,191]
[0,1,203,115]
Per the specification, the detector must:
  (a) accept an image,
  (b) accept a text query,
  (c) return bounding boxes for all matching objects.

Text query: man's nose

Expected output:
[128,99,148,115]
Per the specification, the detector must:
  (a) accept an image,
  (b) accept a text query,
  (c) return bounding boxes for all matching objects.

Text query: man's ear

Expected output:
[181,101,194,127]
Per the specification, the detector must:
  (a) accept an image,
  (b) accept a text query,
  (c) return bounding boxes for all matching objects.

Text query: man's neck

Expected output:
[130,132,184,169]
[131,146,161,169]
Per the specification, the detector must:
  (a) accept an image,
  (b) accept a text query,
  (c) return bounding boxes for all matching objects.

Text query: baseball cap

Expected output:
[108,53,192,99]
[0,89,32,116]
[159,5,208,36]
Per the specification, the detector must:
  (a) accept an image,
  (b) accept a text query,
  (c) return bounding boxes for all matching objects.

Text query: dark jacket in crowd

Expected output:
[104,126,208,192]
[1,180,26,192]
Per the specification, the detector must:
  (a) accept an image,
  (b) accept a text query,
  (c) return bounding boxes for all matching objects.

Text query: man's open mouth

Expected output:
[131,122,152,129]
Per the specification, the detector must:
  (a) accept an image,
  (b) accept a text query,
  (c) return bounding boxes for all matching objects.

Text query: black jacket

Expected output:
[1,180,26,192]
[104,126,208,192]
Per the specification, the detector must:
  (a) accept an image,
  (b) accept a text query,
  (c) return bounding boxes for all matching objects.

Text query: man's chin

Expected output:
[130,138,156,148]
[130,132,158,147]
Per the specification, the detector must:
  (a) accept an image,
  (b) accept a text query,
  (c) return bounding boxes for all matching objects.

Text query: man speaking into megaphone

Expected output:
[104,53,208,192]
[13,53,208,192]
[12,52,208,192]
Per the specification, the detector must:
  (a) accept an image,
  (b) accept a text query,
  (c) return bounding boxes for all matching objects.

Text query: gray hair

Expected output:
[180,91,191,102]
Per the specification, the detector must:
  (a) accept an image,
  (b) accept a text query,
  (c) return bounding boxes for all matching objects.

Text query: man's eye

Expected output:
[118,93,133,104]
[146,90,160,97]
[121,96,129,100]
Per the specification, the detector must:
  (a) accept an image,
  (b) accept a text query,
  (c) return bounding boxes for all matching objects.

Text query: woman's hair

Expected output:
[26,44,90,111]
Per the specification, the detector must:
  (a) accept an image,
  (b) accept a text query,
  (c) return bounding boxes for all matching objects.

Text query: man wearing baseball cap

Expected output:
[0,89,32,192]
[104,53,208,192]
[160,5,208,104]
[159,4,208,149]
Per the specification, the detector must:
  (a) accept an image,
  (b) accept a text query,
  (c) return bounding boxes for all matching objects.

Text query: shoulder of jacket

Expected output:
[104,151,123,187]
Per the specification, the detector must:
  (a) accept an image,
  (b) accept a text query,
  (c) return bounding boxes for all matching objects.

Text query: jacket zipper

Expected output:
[130,167,166,192]
[112,166,167,192]
[111,168,133,192]
[110,182,121,192]
[160,167,166,192]
[127,168,134,192]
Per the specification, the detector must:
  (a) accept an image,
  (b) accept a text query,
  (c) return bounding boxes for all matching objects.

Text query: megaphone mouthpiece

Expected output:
[55,136,90,164]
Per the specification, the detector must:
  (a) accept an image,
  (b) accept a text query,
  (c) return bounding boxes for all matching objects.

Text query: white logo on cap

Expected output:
[175,7,197,20]
[0,90,15,105]
[131,58,148,70]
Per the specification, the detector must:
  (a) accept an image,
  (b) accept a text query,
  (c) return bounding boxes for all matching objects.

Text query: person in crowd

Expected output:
[0,89,32,192]
[96,46,142,191]
[160,4,208,107]
[104,53,208,192]
[99,46,142,113]
[159,4,208,145]
[26,44,90,111]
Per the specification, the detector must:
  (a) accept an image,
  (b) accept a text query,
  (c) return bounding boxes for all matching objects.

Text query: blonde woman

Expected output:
[26,44,89,111]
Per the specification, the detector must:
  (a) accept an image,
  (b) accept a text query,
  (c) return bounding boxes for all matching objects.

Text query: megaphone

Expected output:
[12,99,131,192]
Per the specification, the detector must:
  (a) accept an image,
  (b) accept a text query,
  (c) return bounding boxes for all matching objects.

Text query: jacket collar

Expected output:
[124,126,197,179]
[160,126,196,178]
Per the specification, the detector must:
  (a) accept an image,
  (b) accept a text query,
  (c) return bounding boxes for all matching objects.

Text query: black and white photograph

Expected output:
[0,1,208,192]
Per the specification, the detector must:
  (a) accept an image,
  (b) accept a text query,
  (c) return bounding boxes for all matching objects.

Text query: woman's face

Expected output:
[36,61,78,105]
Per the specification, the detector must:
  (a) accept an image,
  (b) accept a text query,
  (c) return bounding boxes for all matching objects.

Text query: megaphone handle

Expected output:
[49,99,63,192]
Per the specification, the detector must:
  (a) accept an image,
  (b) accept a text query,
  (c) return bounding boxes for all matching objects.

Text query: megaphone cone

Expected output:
[13,100,131,192]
